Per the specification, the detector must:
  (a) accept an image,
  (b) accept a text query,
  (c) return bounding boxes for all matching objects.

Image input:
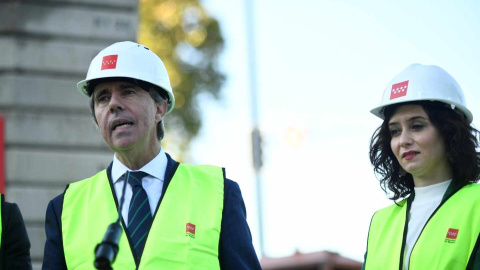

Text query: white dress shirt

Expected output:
[111,148,167,225]
[403,179,451,270]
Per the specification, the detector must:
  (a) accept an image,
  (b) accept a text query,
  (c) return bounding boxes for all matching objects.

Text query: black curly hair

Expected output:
[369,101,480,201]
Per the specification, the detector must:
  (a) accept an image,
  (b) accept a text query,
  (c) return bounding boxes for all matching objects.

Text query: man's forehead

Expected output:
[92,80,138,94]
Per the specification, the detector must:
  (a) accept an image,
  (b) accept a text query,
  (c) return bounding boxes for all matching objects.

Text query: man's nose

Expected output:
[108,93,124,113]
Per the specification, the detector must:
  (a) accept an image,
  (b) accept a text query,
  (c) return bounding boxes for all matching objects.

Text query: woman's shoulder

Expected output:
[461,182,480,190]
[1,200,27,236]
[2,200,22,218]
[372,198,408,218]
[452,183,480,203]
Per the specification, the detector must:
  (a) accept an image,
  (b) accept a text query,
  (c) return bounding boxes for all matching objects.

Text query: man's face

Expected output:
[92,81,166,154]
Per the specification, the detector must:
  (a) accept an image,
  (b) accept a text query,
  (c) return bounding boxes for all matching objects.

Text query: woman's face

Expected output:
[388,104,452,186]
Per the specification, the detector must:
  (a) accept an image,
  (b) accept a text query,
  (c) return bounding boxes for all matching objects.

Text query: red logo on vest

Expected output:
[186,222,196,239]
[390,80,409,100]
[101,55,118,70]
[445,228,459,243]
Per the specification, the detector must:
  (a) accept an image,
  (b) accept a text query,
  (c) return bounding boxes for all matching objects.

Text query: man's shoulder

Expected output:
[48,190,66,212]
[165,153,241,191]
[49,169,109,206]
[224,178,239,190]
[177,163,224,175]
[68,169,109,190]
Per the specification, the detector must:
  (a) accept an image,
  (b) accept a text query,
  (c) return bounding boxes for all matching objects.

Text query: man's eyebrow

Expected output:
[93,88,109,99]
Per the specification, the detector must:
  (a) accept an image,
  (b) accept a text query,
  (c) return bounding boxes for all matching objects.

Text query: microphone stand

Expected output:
[94,171,131,269]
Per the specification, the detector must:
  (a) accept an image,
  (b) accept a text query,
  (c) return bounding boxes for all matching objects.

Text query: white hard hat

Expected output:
[77,41,175,114]
[371,63,472,123]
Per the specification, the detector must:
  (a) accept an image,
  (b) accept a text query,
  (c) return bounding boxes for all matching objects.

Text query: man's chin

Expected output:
[108,139,138,151]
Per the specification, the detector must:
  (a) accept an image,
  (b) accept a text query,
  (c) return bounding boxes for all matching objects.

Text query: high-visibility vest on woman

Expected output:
[62,164,224,269]
[364,183,480,270]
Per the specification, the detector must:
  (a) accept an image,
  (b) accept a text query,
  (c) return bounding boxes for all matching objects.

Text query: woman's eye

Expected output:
[411,124,424,130]
[389,129,400,137]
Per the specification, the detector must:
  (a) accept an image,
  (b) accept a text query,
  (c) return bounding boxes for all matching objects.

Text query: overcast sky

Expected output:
[187,0,480,261]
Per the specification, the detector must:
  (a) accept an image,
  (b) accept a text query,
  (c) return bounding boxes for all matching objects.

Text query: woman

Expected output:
[0,194,32,269]
[363,64,480,270]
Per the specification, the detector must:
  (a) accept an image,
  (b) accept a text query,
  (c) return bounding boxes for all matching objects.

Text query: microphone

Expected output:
[94,171,131,269]
[94,223,122,269]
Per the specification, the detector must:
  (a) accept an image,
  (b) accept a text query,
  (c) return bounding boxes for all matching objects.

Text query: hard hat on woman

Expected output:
[370,63,473,123]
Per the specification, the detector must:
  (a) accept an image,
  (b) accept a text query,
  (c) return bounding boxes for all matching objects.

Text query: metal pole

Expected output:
[245,0,265,257]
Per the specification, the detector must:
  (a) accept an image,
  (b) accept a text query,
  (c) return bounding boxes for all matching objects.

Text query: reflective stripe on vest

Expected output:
[365,184,480,270]
[62,164,224,269]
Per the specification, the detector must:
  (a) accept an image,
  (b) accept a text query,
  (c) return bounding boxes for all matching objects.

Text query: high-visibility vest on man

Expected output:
[62,164,223,269]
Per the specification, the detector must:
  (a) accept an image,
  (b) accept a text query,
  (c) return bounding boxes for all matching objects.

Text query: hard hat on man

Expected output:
[77,41,175,114]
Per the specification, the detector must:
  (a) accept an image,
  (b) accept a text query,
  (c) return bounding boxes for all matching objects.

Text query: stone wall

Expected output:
[0,0,138,268]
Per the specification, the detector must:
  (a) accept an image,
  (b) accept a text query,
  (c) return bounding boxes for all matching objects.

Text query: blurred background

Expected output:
[1,0,480,269]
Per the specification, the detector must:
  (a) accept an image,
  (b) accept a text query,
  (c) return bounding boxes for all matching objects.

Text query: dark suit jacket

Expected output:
[42,153,261,269]
[0,194,32,270]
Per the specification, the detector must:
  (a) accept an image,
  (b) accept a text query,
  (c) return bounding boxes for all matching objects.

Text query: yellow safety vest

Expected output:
[62,164,224,269]
[365,183,480,270]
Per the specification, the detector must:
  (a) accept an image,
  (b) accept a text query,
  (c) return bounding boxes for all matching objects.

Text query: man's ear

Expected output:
[155,101,168,123]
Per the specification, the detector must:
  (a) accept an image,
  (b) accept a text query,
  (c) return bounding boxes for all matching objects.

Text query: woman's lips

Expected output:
[402,151,418,160]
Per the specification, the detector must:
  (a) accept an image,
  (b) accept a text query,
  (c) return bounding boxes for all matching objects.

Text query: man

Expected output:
[0,194,32,269]
[42,41,261,269]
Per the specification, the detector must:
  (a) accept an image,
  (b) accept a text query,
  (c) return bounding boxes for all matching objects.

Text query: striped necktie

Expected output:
[126,171,153,260]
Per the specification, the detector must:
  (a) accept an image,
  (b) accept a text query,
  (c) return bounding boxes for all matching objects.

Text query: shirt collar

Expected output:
[111,147,167,183]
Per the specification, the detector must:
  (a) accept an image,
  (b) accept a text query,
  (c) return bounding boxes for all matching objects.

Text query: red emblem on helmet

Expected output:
[390,80,409,100]
[101,55,118,70]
